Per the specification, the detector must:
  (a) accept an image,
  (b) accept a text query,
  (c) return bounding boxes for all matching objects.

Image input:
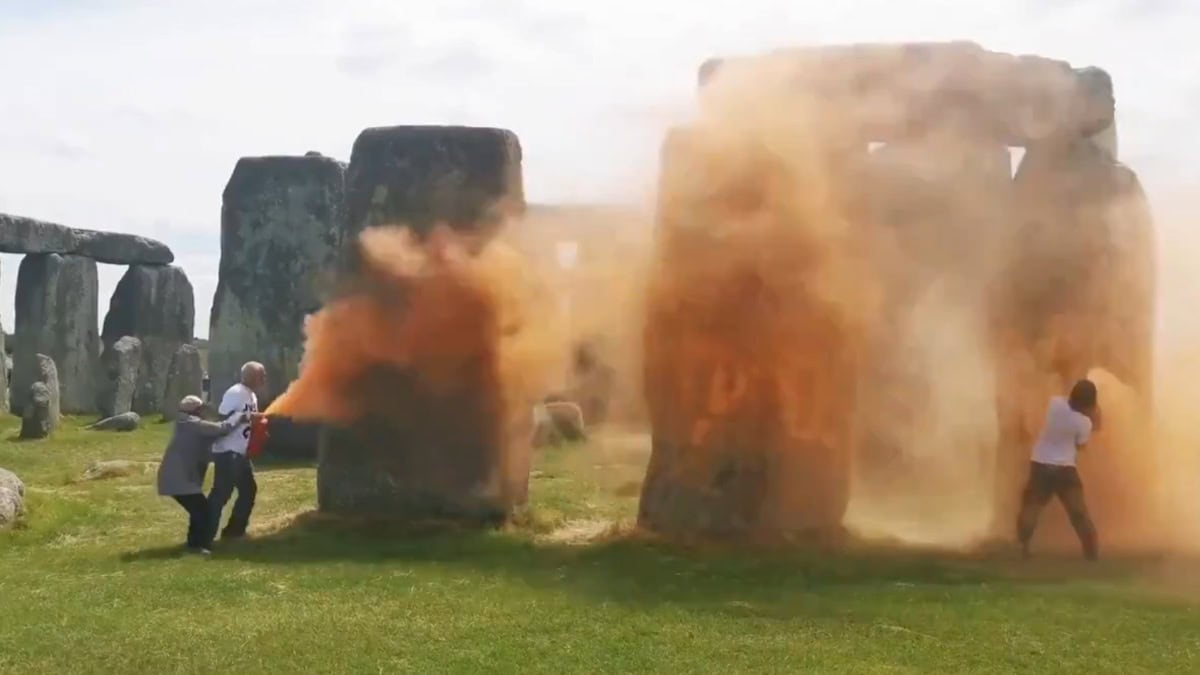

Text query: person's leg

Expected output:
[222,455,258,539]
[1016,463,1055,556]
[171,494,210,549]
[206,453,236,543]
[1056,468,1099,561]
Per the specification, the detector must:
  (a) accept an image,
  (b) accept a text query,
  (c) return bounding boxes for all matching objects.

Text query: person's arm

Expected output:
[1076,416,1093,450]
[179,413,246,439]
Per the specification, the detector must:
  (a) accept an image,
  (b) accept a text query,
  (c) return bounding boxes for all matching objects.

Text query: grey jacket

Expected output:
[156,412,245,496]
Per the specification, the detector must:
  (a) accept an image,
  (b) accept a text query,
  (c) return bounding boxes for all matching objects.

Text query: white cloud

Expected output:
[0,0,1197,338]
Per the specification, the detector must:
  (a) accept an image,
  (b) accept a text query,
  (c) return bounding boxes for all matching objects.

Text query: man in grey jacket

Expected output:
[157,395,249,554]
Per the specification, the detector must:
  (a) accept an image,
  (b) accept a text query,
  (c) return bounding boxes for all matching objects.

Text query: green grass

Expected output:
[2,417,1199,673]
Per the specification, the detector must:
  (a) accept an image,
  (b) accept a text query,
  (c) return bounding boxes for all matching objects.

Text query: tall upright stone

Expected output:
[96,336,142,418]
[992,128,1157,549]
[161,343,203,419]
[0,258,7,414]
[20,354,60,439]
[341,125,524,264]
[102,265,195,415]
[317,125,527,522]
[208,153,345,407]
[12,254,99,415]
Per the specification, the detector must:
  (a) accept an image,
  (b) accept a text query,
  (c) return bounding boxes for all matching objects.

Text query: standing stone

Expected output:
[101,265,195,415]
[208,153,346,407]
[318,125,528,522]
[20,355,59,439]
[341,125,524,265]
[96,336,142,418]
[12,254,99,415]
[638,125,864,540]
[160,343,203,419]
[992,131,1157,548]
[0,259,7,414]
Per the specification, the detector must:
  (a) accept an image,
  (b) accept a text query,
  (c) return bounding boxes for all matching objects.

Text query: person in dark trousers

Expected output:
[156,395,249,555]
[208,361,265,543]
[1016,378,1103,560]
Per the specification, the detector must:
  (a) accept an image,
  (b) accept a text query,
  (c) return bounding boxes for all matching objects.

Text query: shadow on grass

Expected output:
[120,545,194,562]
[114,509,1185,615]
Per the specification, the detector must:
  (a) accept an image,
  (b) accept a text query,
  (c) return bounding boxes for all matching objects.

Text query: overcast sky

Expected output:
[1,0,1197,339]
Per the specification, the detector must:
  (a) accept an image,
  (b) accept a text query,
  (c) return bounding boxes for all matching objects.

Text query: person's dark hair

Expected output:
[1068,378,1098,413]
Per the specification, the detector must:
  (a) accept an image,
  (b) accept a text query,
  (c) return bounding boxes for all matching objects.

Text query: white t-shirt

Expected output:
[213,383,258,455]
[1030,396,1092,467]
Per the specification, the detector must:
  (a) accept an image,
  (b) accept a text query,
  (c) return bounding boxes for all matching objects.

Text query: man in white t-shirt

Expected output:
[1015,378,1102,560]
[207,361,265,542]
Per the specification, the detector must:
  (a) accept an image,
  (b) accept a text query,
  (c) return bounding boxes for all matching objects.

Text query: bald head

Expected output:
[240,361,266,390]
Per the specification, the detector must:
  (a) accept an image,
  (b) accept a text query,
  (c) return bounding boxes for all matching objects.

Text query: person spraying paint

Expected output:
[1016,378,1103,560]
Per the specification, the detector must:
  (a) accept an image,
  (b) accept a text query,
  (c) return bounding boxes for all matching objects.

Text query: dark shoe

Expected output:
[220,530,246,541]
[186,547,212,557]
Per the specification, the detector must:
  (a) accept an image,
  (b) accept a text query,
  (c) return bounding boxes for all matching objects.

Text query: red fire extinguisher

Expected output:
[247,416,270,459]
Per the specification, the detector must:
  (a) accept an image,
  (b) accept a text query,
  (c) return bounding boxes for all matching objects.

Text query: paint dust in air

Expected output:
[265,224,562,431]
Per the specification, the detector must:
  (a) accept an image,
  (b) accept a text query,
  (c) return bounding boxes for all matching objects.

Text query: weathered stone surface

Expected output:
[342,125,524,268]
[261,416,320,461]
[0,213,174,264]
[97,336,142,418]
[638,125,860,540]
[0,467,24,528]
[102,265,195,415]
[0,468,24,499]
[0,474,22,528]
[0,288,7,415]
[532,399,586,448]
[317,125,530,523]
[21,381,55,439]
[317,367,530,523]
[86,412,141,432]
[208,154,345,406]
[161,344,203,419]
[12,254,99,415]
[699,42,1115,145]
[991,137,1157,549]
[81,459,148,480]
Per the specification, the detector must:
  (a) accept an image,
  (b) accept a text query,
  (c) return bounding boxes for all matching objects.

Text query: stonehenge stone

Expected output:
[102,265,195,415]
[0,213,173,264]
[21,381,55,439]
[318,125,529,522]
[13,254,99,415]
[97,336,142,418]
[0,311,6,415]
[0,468,24,499]
[81,459,145,479]
[699,42,1114,145]
[86,412,141,432]
[0,469,23,529]
[991,135,1157,548]
[260,416,320,461]
[317,366,531,523]
[638,126,862,540]
[160,344,203,419]
[341,125,524,266]
[208,153,346,407]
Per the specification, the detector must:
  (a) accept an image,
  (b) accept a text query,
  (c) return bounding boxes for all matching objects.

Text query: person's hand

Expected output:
[249,412,266,423]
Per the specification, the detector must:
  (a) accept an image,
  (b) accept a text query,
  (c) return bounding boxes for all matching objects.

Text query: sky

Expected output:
[1,0,1197,339]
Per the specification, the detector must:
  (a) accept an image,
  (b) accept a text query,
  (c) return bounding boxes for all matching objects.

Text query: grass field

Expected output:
[2,416,1199,673]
